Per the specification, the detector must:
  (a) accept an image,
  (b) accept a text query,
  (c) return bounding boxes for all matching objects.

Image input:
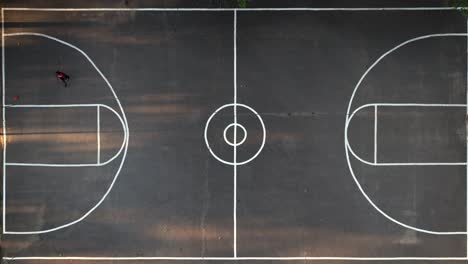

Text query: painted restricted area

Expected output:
[1,1,468,264]
[4,105,125,165]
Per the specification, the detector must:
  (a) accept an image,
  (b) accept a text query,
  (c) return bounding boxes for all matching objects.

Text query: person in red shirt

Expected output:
[56,71,70,87]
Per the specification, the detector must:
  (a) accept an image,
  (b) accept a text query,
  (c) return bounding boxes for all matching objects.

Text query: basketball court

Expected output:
[1,4,468,263]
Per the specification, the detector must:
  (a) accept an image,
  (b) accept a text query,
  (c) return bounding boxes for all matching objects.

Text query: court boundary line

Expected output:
[466,17,468,258]
[3,256,468,261]
[2,7,467,261]
[1,31,130,234]
[0,7,461,11]
[2,7,6,235]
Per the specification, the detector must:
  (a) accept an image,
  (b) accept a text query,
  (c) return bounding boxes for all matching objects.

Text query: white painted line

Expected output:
[5,103,102,107]
[3,104,125,167]
[345,33,468,236]
[1,7,460,11]
[5,162,102,167]
[365,161,466,166]
[347,103,468,166]
[350,103,467,110]
[97,105,100,165]
[204,106,266,166]
[3,256,468,261]
[466,18,468,258]
[233,9,237,258]
[1,6,465,261]
[2,7,6,234]
[2,32,129,234]
[223,123,247,147]
[374,105,377,164]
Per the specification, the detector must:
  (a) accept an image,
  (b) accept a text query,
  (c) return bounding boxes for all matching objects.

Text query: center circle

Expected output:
[223,123,247,147]
[204,103,266,166]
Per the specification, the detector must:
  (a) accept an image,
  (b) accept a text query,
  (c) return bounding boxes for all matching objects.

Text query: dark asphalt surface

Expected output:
[1,1,468,263]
